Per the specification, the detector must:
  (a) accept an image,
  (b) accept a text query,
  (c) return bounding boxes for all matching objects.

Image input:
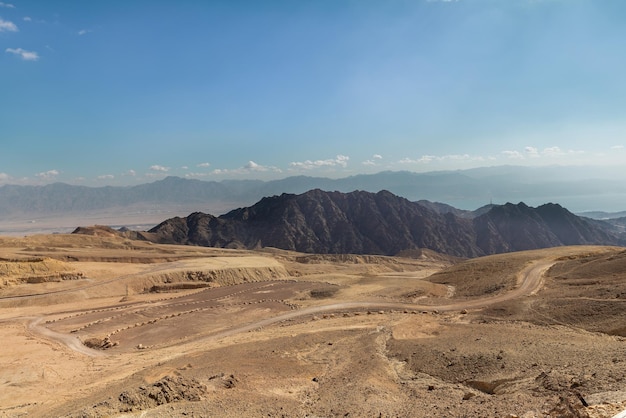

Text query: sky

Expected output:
[2,0,626,186]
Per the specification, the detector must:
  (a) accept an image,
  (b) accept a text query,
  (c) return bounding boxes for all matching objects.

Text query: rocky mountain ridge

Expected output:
[144,189,623,258]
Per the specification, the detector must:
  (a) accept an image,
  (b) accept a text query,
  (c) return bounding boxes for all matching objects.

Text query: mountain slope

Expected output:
[149,190,480,257]
[146,190,622,257]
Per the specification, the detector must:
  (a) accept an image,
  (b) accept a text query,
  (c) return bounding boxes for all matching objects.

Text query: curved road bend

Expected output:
[29,259,554,356]
[207,259,554,341]
[28,317,104,357]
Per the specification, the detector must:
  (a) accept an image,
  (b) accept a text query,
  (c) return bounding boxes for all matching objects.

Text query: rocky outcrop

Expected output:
[67,375,207,417]
[0,257,82,287]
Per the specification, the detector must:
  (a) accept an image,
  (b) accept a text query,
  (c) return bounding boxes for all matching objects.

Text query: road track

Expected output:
[204,259,554,342]
[27,258,554,356]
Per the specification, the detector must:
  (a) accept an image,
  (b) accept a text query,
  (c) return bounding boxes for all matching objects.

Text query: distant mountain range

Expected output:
[142,189,624,258]
[3,166,626,223]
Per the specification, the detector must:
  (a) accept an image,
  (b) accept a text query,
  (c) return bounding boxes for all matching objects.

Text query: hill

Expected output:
[145,189,622,257]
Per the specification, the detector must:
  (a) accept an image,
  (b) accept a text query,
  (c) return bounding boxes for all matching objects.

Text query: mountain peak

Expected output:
[148,189,622,257]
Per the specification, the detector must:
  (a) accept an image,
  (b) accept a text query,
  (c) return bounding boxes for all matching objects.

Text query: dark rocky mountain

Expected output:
[146,189,623,258]
[472,202,618,254]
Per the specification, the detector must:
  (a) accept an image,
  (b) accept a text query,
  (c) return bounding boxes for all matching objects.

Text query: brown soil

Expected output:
[0,234,624,417]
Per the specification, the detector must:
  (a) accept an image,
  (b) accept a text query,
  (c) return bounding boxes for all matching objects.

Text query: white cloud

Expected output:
[97,174,114,180]
[524,146,539,157]
[244,161,264,171]
[289,155,350,170]
[0,2,15,8]
[6,47,39,61]
[36,169,59,180]
[0,172,10,182]
[240,160,280,173]
[399,155,438,164]
[0,17,17,31]
[502,150,524,159]
[362,154,384,166]
[77,29,91,36]
[503,146,585,161]
[150,165,170,172]
[210,161,281,176]
[123,169,137,177]
[23,16,31,22]
[542,146,562,156]
[399,154,489,167]
[185,172,210,178]
[611,145,624,150]
[196,162,211,168]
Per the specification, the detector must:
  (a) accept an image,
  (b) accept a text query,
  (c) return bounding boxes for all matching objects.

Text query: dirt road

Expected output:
[28,258,553,356]
[29,317,104,357]
[202,259,553,342]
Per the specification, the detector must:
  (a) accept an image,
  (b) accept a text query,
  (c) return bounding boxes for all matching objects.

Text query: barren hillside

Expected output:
[0,234,624,417]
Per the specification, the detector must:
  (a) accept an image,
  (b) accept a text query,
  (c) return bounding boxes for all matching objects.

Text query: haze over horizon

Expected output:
[3,0,626,187]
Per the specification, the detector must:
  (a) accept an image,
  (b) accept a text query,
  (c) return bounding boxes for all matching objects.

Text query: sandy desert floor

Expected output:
[0,234,625,417]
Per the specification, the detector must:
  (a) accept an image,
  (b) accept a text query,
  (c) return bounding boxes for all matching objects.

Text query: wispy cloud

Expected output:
[149,165,170,172]
[0,172,10,182]
[23,16,31,22]
[0,17,17,31]
[36,169,59,180]
[77,29,91,36]
[184,172,210,178]
[211,161,282,176]
[542,146,563,156]
[122,169,137,177]
[289,155,350,170]
[399,155,429,164]
[399,154,483,165]
[362,154,384,166]
[502,150,524,160]
[0,2,15,8]
[524,146,539,157]
[196,162,211,168]
[244,160,274,172]
[6,47,39,61]
[97,174,114,180]
[503,146,584,161]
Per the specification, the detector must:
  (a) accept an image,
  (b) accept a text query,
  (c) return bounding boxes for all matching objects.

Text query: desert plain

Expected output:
[0,230,625,417]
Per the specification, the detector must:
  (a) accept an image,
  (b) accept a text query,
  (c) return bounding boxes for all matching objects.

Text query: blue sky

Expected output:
[2,0,626,185]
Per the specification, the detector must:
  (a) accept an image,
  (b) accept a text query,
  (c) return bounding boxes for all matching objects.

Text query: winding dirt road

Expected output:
[28,258,554,356]
[29,317,104,357]
[203,258,554,342]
